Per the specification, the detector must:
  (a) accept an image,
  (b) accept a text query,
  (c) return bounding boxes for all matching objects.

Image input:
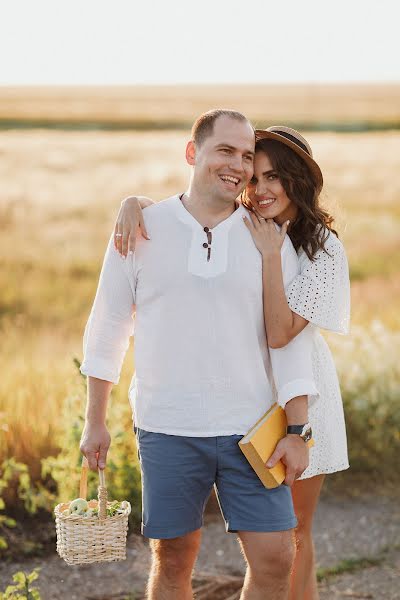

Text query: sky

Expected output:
[1,0,399,85]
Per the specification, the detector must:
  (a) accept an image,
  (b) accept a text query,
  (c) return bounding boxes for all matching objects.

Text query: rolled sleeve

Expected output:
[270,326,319,408]
[277,379,319,408]
[80,236,136,384]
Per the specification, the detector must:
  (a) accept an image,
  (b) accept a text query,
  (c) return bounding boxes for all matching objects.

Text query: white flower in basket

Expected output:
[54,456,131,565]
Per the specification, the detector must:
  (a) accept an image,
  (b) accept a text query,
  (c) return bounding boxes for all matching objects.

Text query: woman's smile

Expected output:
[257,198,276,207]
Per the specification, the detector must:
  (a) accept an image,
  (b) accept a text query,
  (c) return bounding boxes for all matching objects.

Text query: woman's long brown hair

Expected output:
[242,139,337,260]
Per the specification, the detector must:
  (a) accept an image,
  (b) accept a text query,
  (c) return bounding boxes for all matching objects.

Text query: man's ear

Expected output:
[186,140,196,166]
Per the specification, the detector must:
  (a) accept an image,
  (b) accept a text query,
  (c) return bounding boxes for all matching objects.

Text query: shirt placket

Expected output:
[202,227,212,262]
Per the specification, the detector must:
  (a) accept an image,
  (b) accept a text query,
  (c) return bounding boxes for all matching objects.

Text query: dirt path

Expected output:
[1,496,399,599]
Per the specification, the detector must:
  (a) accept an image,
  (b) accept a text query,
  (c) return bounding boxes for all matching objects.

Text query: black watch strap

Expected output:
[287,424,312,443]
[287,425,305,435]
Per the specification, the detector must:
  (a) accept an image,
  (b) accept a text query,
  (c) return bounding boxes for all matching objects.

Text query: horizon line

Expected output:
[1,80,400,88]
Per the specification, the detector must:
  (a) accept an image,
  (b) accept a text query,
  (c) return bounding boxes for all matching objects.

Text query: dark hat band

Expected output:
[265,130,310,155]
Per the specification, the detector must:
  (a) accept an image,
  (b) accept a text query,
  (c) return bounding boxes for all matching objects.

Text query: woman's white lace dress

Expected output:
[287,231,350,478]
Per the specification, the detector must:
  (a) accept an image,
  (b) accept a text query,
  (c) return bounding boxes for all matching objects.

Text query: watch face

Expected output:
[302,426,312,443]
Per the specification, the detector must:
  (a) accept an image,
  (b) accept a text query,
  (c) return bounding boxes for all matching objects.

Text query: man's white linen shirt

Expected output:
[81,195,318,436]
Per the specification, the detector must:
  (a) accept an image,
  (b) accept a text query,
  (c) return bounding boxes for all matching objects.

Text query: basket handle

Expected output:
[80,455,108,520]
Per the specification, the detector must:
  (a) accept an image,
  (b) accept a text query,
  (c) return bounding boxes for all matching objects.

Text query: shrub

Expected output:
[328,321,400,482]
[0,569,41,600]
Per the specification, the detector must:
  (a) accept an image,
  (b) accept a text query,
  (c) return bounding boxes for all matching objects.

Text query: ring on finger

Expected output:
[115,233,123,237]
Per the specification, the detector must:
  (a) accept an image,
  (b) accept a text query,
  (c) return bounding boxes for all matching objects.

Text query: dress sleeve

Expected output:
[80,235,136,384]
[287,233,350,334]
[269,235,319,408]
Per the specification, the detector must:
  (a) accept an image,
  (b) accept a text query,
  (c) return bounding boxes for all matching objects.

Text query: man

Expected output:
[80,109,318,600]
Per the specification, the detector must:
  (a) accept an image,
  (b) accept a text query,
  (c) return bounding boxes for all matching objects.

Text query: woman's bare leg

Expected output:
[289,474,325,600]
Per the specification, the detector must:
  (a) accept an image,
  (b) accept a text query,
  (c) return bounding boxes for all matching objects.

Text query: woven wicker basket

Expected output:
[54,456,131,565]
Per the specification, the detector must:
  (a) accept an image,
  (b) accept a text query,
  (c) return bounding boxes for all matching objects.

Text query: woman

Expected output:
[113,126,350,600]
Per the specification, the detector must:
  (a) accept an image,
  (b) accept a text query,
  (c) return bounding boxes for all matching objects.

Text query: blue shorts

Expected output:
[134,427,297,539]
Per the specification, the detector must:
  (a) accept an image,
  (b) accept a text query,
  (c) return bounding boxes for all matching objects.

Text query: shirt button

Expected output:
[202,242,209,248]
[204,226,210,232]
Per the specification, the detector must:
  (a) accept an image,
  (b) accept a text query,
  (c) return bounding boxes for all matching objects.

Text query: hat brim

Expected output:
[255,129,323,192]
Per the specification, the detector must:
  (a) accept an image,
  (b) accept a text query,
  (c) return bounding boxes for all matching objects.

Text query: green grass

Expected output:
[317,556,383,581]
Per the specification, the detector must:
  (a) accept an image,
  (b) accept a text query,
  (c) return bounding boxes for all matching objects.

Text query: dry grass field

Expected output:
[1,126,399,469]
[1,84,400,127]
[0,82,399,512]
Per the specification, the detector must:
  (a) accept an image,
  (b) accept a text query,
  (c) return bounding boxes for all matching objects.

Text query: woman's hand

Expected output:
[114,196,153,256]
[242,212,289,257]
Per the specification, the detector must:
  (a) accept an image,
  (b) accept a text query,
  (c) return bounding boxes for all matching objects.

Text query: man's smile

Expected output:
[219,174,241,189]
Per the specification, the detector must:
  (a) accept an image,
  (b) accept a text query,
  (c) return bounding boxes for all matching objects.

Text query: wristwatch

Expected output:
[286,423,312,443]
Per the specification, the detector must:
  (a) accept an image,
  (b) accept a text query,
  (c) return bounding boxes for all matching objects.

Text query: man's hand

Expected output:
[80,422,111,471]
[266,435,309,486]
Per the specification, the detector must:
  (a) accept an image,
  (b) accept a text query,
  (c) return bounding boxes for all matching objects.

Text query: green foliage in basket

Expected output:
[89,499,126,518]
[0,568,41,600]
[106,500,122,517]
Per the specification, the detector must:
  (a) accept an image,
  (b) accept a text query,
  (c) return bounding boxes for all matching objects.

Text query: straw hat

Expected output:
[255,126,323,192]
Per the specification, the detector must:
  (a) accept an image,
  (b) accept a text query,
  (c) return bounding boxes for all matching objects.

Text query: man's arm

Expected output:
[266,236,318,485]
[80,377,113,470]
[80,236,136,471]
[242,215,317,484]
[268,236,318,409]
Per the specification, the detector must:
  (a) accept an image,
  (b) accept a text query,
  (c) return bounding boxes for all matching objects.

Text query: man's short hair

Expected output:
[191,109,252,147]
